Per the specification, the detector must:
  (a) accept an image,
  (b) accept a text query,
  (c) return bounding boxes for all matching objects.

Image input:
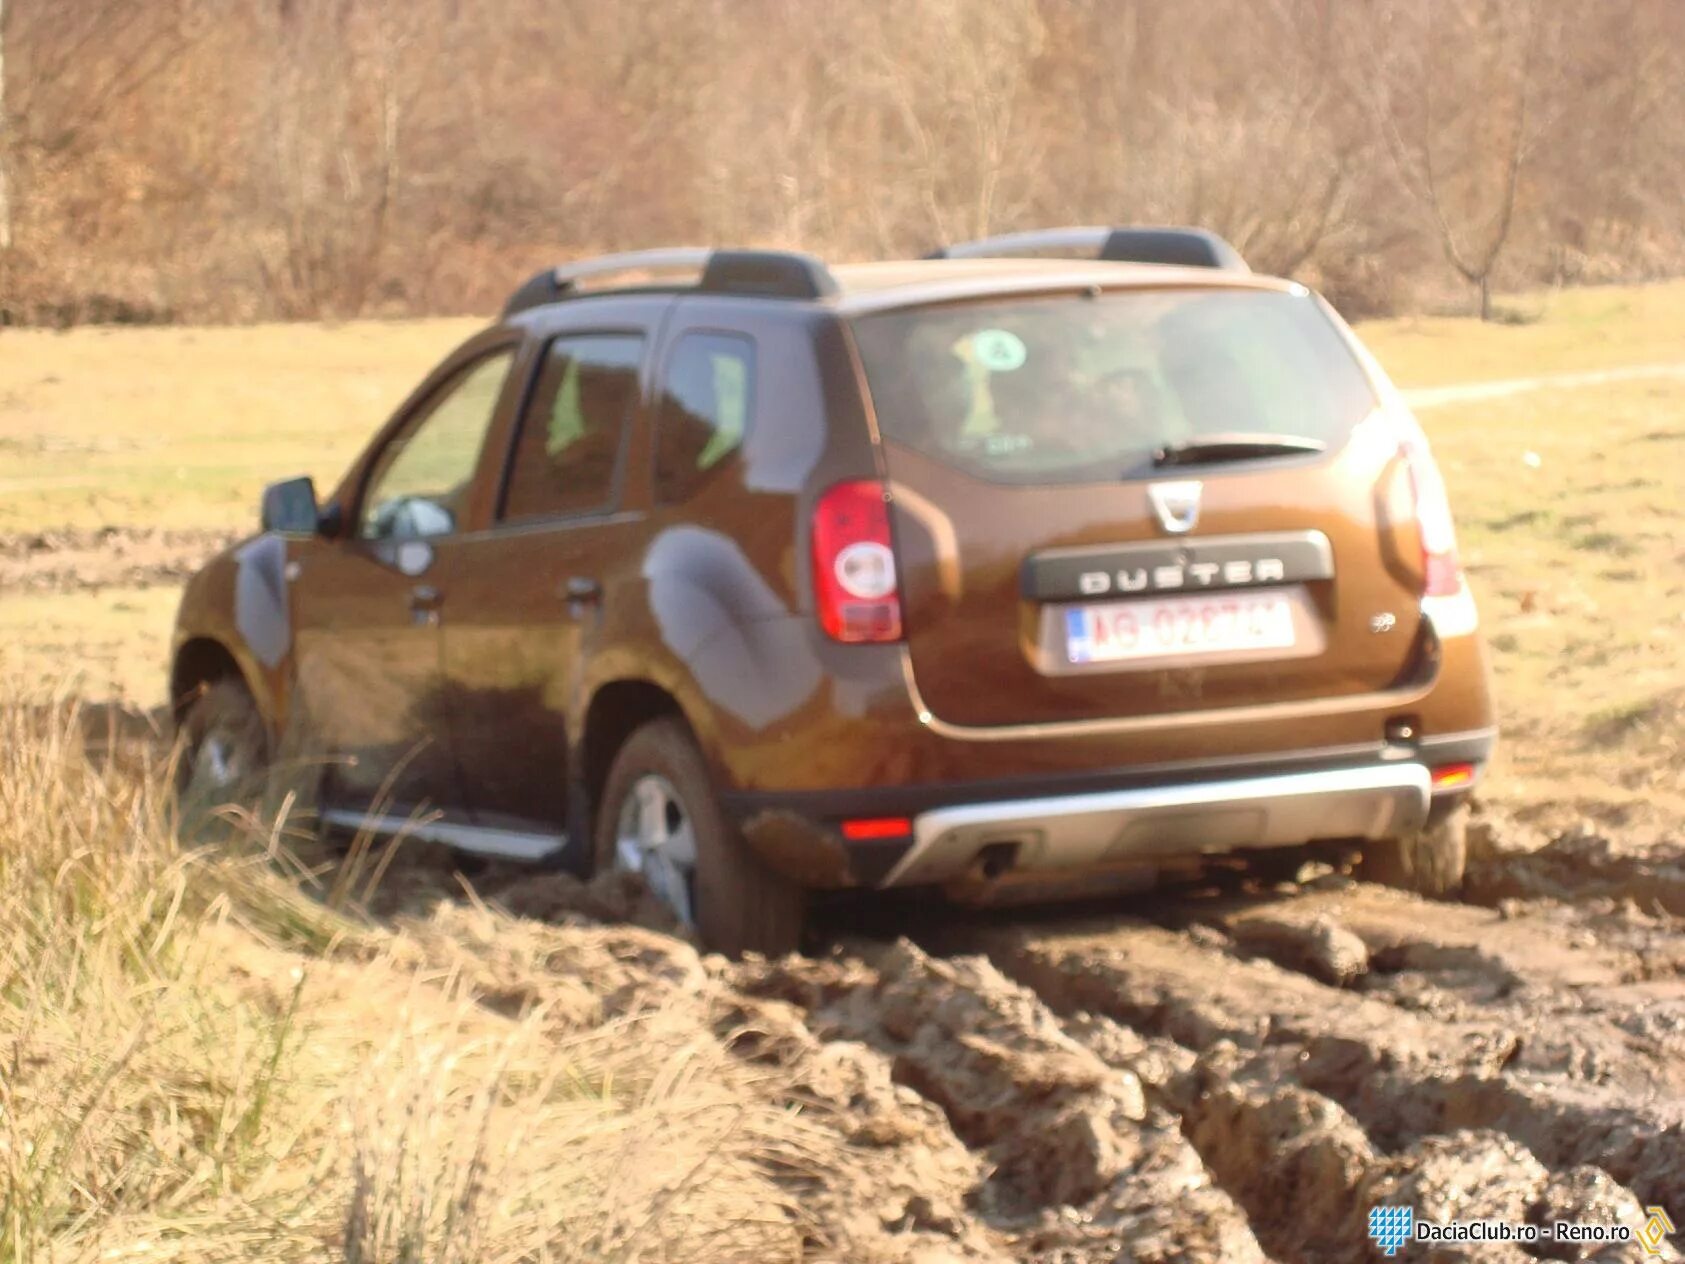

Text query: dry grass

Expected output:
[0,691,825,1263]
[0,586,179,704]
[1428,376,1685,839]
[0,320,480,533]
[1360,279,1685,388]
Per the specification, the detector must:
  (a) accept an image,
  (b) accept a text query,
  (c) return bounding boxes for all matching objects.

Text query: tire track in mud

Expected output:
[363,822,1685,1260]
[731,943,1273,1263]
[946,878,1683,1261]
[731,850,1685,1263]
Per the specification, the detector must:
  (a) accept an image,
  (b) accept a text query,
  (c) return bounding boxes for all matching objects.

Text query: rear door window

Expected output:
[500,334,644,522]
[653,333,756,503]
[849,288,1377,484]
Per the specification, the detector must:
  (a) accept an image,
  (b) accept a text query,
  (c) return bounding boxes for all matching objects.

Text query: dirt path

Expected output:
[732,848,1685,1261]
[1404,362,1685,410]
[430,819,1685,1263]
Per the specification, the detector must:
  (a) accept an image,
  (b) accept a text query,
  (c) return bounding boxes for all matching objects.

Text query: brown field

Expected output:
[1,283,1682,1261]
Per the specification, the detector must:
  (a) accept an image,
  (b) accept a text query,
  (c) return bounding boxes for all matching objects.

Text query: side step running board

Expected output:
[318,808,567,863]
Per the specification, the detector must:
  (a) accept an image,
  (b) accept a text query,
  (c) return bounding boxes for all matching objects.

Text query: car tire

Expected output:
[1358,804,1469,899]
[595,717,804,958]
[1243,848,1312,887]
[175,678,270,838]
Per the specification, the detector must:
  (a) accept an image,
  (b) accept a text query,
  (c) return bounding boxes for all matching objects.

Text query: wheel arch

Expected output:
[170,636,270,730]
[579,679,700,821]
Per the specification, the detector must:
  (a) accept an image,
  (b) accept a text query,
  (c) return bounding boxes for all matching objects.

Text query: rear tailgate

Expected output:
[849,284,1428,729]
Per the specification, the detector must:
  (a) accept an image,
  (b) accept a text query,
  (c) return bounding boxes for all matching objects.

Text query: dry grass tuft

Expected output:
[0,691,825,1262]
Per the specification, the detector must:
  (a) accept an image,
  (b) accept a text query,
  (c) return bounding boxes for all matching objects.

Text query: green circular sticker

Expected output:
[970,329,1027,372]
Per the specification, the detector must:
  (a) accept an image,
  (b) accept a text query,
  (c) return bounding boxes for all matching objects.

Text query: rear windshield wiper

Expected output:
[1152,433,1328,468]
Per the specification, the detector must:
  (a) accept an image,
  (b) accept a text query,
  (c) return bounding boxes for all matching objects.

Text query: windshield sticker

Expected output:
[967,329,1027,373]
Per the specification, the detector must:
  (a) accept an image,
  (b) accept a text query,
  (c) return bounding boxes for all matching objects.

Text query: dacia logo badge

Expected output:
[1148,480,1202,535]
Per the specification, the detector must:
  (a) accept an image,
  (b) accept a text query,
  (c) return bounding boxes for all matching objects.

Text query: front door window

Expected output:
[361,350,515,540]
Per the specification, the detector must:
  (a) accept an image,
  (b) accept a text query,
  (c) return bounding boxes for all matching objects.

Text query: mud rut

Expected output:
[699,830,1685,1264]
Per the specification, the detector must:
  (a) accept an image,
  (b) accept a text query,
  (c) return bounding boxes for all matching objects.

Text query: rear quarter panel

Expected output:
[586,304,900,785]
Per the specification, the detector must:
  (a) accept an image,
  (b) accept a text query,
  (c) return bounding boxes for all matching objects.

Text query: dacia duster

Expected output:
[171,227,1496,955]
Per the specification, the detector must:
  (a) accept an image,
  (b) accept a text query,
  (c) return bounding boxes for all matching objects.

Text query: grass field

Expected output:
[3,281,1684,833]
[1359,279,1685,387]
[1425,376,1685,835]
[0,319,481,533]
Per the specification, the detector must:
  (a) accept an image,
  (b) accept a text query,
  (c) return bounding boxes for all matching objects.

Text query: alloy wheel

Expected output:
[612,774,698,928]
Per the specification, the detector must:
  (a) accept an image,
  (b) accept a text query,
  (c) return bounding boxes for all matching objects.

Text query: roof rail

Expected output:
[503,247,838,316]
[927,226,1249,272]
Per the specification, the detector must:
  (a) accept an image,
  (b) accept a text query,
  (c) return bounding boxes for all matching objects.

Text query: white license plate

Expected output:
[1065,591,1298,665]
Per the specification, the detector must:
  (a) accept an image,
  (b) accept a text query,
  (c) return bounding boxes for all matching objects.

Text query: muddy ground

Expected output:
[60,701,1685,1261]
[0,526,238,593]
[359,804,1684,1264]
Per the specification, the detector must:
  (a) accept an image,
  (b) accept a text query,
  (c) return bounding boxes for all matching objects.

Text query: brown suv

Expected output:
[171,228,1495,954]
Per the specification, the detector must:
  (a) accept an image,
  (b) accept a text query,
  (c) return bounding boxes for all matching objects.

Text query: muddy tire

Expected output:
[1242,847,1313,887]
[595,717,804,958]
[1358,804,1469,898]
[175,678,270,837]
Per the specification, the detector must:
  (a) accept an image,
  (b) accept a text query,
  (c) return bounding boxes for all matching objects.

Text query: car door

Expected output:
[288,344,519,819]
[438,323,654,846]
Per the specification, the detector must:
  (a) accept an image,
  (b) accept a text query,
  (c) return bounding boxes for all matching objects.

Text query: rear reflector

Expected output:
[841,816,913,841]
[1430,762,1476,790]
[812,480,904,643]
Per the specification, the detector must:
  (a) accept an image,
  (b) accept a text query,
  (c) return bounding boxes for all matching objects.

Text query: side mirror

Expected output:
[261,476,322,536]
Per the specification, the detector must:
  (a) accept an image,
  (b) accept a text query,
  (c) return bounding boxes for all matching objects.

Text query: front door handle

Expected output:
[409,584,443,626]
[563,576,602,604]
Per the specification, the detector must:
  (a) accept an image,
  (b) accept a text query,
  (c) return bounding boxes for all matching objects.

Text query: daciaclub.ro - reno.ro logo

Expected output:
[1366,1204,1675,1257]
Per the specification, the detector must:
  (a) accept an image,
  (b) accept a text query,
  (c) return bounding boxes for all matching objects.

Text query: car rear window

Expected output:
[849,288,1378,483]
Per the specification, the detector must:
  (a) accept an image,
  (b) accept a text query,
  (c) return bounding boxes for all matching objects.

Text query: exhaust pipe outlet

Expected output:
[974,841,1021,881]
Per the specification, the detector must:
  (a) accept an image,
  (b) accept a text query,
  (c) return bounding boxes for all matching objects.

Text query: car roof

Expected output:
[826,257,1301,316]
[499,255,1305,330]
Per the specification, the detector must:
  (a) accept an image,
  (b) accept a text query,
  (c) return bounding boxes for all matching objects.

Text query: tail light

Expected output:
[812,480,903,643]
[840,816,913,841]
[1431,763,1477,790]
[1400,430,1461,597]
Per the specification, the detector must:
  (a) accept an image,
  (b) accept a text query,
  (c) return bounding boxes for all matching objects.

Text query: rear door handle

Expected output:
[564,576,602,604]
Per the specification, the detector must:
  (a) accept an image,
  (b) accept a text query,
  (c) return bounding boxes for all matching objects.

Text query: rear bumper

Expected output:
[884,762,1428,886]
[723,728,1494,889]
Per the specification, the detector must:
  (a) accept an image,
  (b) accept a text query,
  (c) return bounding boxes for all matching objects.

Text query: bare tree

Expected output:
[249,0,422,317]
[2,0,1682,324]
[0,0,11,253]
[1358,0,1555,319]
[826,0,1047,252]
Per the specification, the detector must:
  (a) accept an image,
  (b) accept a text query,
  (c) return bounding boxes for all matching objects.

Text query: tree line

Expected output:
[0,0,1680,325]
